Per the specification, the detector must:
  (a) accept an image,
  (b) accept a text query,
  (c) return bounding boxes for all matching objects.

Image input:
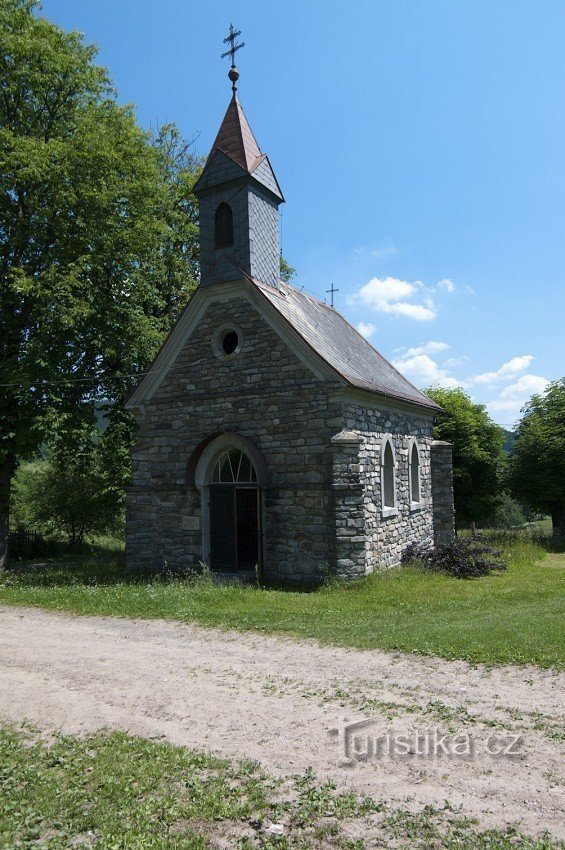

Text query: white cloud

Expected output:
[371,241,397,259]
[392,352,462,389]
[487,374,550,425]
[436,278,455,293]
[499,373,550,399]
[445,355,470,367]
[356,321,376,338]
[350,276,437,321]
[469,355,534,385]
[402,341,450,358]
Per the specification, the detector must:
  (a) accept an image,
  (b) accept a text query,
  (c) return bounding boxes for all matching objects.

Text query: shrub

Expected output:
[401,538,507,578]
[489,492,527,529]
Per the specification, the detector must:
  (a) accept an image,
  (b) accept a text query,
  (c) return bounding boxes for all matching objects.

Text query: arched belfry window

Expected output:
[409,439,421,506]
[214,202,234,248]
[381,435,397,515]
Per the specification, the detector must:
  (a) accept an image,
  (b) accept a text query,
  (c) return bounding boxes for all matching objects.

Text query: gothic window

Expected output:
[214,202,234,248]
[409,440,421,505]
[381,435,396,513]
[211,448,258,484]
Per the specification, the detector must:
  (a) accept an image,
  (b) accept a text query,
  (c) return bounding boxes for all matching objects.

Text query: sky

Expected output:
[41,0,565,426]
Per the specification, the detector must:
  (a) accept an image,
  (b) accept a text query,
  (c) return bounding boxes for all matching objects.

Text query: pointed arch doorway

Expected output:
[209,448,260,572]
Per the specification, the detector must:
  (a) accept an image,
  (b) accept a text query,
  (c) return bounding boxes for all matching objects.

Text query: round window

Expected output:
[222,330,239,355]
[212,324,243,360]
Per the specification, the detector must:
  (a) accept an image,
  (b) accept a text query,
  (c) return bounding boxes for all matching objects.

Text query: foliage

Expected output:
[488,492,527,529]
[279,254,296,282]
[0,0,200,564]
[509,378,565,536]
[401,538,507,579]
[426,387,506,528]
[1,533,563,667]
[12,428,123,546]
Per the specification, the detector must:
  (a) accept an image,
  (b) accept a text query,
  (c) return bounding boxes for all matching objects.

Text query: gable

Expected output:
[250,155,285,201]
[194,148,248,193]
[125,280,343,410]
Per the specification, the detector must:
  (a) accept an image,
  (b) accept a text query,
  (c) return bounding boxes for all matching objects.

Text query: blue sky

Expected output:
[42,0,565,426]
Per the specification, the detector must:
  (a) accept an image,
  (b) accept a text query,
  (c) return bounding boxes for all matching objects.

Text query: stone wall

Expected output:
[431,440,456,544]
[127,293,343,583]
[338,400,436,570]
[330,431,366,579]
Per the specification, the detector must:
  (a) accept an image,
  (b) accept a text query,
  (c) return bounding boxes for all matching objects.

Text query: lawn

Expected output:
[0,725,559,849]
[0,533,563,668]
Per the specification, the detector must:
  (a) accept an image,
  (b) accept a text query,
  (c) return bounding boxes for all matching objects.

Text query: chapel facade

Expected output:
[125,80,455,584]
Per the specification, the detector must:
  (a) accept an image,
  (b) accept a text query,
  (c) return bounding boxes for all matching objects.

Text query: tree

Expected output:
[279,255,296,283]
[12,427,122,547]
[0,1,200,566]
[508,378,565,536]
[426,387,506,529]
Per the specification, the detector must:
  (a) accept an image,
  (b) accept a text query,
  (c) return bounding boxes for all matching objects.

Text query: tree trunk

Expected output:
[0,455,15,571]
[550,501,565,537]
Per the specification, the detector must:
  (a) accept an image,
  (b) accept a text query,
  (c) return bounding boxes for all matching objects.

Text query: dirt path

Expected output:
[0,606,563,840]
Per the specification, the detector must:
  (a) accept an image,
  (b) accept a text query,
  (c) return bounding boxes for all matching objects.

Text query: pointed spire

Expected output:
[208,95,262,172]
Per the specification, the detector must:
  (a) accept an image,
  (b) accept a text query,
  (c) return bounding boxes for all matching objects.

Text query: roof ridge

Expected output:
[258,279,441,412]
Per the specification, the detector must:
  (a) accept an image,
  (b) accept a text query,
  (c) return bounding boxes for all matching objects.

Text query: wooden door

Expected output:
[236,487,260,569]
[209,486,236,571]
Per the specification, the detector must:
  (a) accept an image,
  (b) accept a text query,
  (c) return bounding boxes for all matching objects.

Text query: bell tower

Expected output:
[194,27,284,289]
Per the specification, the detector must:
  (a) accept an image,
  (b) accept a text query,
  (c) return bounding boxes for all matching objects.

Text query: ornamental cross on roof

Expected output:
[326,283,340,308]
[221,23,245,94]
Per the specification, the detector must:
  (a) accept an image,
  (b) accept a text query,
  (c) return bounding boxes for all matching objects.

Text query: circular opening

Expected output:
[222,330,239,355]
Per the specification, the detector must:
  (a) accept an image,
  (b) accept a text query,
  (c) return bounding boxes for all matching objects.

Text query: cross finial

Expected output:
[326,283,340,308]
[221,23,245,95]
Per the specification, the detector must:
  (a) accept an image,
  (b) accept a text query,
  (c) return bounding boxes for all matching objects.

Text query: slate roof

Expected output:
[208,95,263,172]
[253,279,441,412]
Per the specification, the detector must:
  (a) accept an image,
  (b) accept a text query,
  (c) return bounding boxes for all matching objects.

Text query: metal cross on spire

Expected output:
[221,23,245,94]
[326,283,340,308]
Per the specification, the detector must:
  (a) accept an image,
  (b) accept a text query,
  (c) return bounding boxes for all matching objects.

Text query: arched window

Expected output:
[409,440,421,505]
[214,203,233,248]
[381,435,396,513]
[211,448,257,484]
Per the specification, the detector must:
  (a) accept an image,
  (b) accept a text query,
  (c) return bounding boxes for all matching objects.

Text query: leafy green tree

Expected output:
[12,427,121,547]
[0,0,200,566]
[279,255,296,283]
[508,378,565,536]
[426,387,506,529]
[488,492,527,529]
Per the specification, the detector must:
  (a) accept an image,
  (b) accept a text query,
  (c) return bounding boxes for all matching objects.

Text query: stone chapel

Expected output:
[125,67,455,584]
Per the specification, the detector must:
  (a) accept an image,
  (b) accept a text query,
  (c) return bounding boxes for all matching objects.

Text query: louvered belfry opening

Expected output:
[209,449,260,572]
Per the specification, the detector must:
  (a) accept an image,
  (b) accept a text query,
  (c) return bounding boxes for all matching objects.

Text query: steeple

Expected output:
[208,95,261,172]
[194,26,284,289]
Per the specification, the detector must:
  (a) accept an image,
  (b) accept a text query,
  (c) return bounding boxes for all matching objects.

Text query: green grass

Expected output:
[0,725,560,849]
[1,534,564,668]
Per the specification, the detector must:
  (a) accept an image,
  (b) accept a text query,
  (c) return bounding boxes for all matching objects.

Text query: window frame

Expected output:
[408,437,422,511]
[380,434,398,518]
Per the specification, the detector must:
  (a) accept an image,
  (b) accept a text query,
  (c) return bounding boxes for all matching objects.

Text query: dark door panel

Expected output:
[209,486,235,570]
[236,488,259,570]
